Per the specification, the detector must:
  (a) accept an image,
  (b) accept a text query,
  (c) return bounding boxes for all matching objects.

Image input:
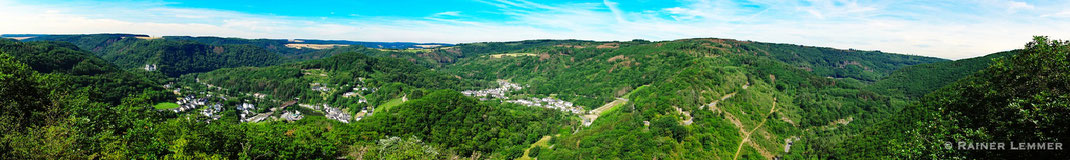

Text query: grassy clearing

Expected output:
[154,102,180,110]
[377,98,405,111]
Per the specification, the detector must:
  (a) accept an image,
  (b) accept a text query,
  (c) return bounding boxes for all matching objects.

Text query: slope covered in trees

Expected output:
[0,39,171,104]
[741,42,947,81]
[194,51,485,100]
[98,39,285,77]
[16,34,286,76]
[435,38,943,159]
[354,90,572,159]
[868,51,1018,98]
[836,36,1069,159]
[0,40,174,159]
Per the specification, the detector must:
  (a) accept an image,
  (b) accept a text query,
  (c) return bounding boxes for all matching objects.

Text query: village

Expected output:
[462,80,585,114]
[164,76,590,125]
[161,75,364,124]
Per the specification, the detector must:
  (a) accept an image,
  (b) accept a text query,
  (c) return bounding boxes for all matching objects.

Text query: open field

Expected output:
[154,102,180,110]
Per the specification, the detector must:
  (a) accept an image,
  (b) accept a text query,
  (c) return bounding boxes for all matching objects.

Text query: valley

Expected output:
[0,34,1065,159]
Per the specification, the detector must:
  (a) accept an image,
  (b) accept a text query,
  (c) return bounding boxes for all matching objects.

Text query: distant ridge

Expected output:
[1,33,453,49]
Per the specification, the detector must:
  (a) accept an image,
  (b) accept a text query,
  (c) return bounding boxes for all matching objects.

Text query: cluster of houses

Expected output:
[298,103,354,123]
[162,94,225,121]
[168,95,209,113]
[461,80,584,114]
[199,102,223,121]
[506,97,583,114]
[162,77,372,124]
[310,83,331,92]
[324,105,351,123]
[237,103,260,122]
[461,80,523,100]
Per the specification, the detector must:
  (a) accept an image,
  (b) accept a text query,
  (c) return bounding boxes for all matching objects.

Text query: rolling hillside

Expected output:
[4,34,1061,159]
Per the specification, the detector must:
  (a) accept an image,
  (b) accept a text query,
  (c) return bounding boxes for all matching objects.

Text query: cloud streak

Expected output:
[1,0,1069,59]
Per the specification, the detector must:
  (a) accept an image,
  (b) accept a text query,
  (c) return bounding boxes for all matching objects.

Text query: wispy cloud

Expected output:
[432,11,462,17]
[1,0,1068,59]
[603,0,625,22]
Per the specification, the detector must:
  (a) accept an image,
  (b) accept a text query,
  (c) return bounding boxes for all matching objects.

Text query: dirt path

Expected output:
[582,98,628,126]
[705,82,750,133]
[732,97,777,160]
[704,82,747,110]
[517,135,554,160]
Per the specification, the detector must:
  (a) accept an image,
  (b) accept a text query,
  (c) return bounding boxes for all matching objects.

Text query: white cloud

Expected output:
[1042,10,1070,18]
[1005,1,1035,13]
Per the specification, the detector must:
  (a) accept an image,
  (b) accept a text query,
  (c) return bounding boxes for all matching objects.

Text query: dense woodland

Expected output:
[1,34,1066,159]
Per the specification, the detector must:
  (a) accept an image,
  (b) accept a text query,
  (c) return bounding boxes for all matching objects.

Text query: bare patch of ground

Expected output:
[607,55,628,62]
[582,97,628,126]
[6,37,34,40]
[674,106,693,125]
[596,43,619,49]
[554,44,586,48]
[285,44,349,49]
[487,53,537,58]
[135,36,161,40]
[830,116,853,126]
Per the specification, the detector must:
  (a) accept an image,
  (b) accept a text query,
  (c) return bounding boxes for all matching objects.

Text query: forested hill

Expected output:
[0,39,172,104]
[434,38,949,159]
[5,34,452,52]
[0,39,118,75]
[868,50,1019,98]
[5,34,284,76]
[438,38,946,81]
[739,42,948,81]
[102,38,285,77]
[441,38,945,108]
[838,36,1069,159]
[161,36,451,57]
[193,51,487,109]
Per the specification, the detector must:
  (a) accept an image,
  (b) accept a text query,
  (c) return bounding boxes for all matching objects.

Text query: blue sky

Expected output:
[2,0,1069,59]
